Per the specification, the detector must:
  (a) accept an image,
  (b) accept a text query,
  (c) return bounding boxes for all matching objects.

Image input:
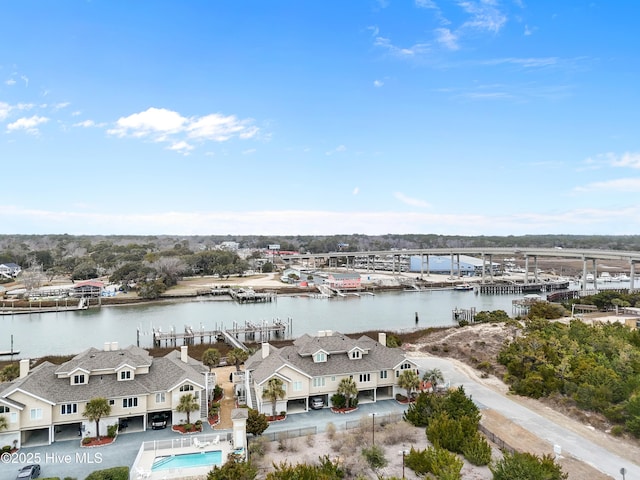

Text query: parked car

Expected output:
[310,396,324,409]
[151,413,167,429]
[16,464,40,479]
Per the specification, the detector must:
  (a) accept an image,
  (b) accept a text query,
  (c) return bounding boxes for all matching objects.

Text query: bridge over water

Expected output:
[283,247,640,292]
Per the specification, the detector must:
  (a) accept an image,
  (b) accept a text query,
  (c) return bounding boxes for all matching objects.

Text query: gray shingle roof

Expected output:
[248,332,409,385]
[1,347,209,405]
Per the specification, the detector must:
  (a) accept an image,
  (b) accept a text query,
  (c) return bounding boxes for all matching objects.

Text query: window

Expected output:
[155,393,166,403]
[0,406,8,413]
[61,403,78,415]
[314,352,326,363]
[293,381,302,392]
[30,408,43,420]
[73,374,85,384]
[359,373,371,382]
[9,412,17,423]
[380,370,388,379]
[109,399,115,406]
[120,370,131,380]
[179,384,194,392]
[122,397,138,408]
[312,377,326,387]
[351,350,361,359]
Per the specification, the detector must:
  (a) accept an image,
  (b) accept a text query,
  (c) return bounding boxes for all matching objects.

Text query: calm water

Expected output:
[2,289,530,358]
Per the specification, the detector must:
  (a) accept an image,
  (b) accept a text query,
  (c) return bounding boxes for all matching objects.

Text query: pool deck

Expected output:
[133,435,235,480]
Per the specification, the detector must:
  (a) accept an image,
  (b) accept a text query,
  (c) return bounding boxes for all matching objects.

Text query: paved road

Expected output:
[408,355,640,479]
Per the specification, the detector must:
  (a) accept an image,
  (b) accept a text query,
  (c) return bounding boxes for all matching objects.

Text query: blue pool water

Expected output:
[152,450,222,471]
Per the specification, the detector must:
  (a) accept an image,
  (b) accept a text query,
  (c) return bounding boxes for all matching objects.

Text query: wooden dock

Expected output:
[146,317,292,348]
[0,298,88,315]
[479,281,570,295]
[228,288,276,303]
[452,307,476,323]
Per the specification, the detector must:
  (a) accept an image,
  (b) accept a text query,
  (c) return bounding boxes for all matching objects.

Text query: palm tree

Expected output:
[337,377,358,409]
[226,348,249,372]
[262,377,286,419]
[176,393,200,425]
[398,370,420,402]
[82,397,111,439]
[423,368,444,392]
[202,347,221,370]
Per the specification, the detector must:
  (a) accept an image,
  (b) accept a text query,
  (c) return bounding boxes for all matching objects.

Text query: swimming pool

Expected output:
[152,450,223,471]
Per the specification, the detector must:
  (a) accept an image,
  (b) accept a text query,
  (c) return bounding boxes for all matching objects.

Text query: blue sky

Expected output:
[1,1,639,236]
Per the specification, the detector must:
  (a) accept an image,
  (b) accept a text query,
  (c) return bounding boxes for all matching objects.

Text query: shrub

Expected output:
[1,445,11,453]
[491,452,568,480]
[84,466,129,480]
[248,435,269,458]
[82,437,92,445]
[107,424,118,438]
[326,422,337,439]
[405,445,462,479]
[184,423,193,431]
[361,444,388,469]
[462,434,492,466]
[213,385,223,400]
[610,425,625,437]
[331,393,346,409]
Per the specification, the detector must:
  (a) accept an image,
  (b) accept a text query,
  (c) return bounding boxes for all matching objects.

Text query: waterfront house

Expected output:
[70,280,104,298]
[0,263,21,278]
[0,344,212,448]
[325,272,362,290]
[243,330,420,415]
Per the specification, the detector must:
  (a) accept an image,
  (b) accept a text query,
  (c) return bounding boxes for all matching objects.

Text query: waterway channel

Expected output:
[0,289,537,359]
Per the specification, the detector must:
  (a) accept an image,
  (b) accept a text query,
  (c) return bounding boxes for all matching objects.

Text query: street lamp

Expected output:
[620,467,626,480]
[368,412,377,445]
[400,447,409,479]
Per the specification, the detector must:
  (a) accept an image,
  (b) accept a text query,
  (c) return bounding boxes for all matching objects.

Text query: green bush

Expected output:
[84,466,129,480]
[1,445,11,453]
[462,434,492,466]
[361,444,388,469]
[404,446,462,479]
[491,452,567,480]
[426,412,478,453]
[330,393,346,409]
[107,424,118,438]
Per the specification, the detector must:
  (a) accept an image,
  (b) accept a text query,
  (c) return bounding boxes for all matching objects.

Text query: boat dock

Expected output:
[146,317,292,348]
[452,307,476,323]
[228,288,276,303]
[479,281,570,295]
[0,298,88,315]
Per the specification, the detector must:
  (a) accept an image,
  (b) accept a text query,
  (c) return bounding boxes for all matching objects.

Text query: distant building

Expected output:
[325,272,361,290]
[0,263,21,278]
[219,241,239,251]
[409,255,500,276]
[70,280,104,298]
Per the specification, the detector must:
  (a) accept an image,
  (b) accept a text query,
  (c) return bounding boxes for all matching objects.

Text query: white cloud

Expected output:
[374,36,430,57]
[435,28,459,50]
[416,0,437,8]
[167,141,194,154]
[524,24,533,36]
[242,148,256,155]
[573,178,640,193]
[0,102,10,120]
[5,78,16,86]
[107,107,259,153]
[610,152,640,169]
[6,115,48,134]
[7,205,640,236]
[326,145,347,156]
[394,192,431,207]
[21,75,29,87]
[73,120,97,128]
[458,0,507,33]
[373,80,384,87]
[353,187,360,195]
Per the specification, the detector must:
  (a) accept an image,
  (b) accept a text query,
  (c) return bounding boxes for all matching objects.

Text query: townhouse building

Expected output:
[0,344,212,448]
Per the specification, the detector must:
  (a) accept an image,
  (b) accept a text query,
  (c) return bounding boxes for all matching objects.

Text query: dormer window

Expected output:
[350,350,362,360]
[120,370,132,381]
[179,384,194,392]
[314,352,327,363]
[73,374,86,385]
